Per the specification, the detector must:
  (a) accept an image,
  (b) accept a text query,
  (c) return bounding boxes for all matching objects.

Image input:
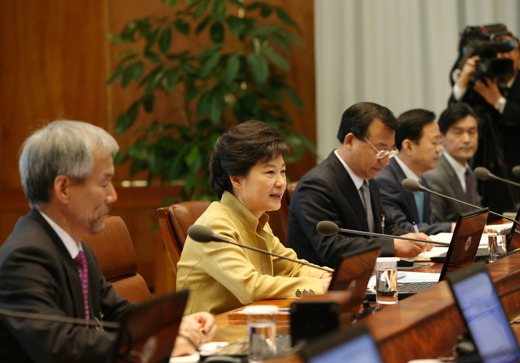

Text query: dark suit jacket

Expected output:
[422,154,480,223]
[0,209,132,363]
[286,152,407,268]
[374,158,452,235]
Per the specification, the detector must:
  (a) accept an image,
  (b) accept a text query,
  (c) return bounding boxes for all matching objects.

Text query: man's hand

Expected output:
[394,233,432,257]
[456,56,480,90]
[474,77,502,105]
[320,272,333,292]
[172,312,217,357]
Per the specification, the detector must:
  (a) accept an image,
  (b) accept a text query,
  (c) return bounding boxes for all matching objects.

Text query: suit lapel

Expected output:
[327,153,369,231]
[28,209,87,319]
[389,159,420,222]
[439,155,466,201]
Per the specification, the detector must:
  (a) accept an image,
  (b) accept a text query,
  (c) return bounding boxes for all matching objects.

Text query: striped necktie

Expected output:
[74,251,90,326]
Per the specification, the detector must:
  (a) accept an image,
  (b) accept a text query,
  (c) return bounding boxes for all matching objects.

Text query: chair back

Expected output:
[286,181,299,203]
[157,201,211,290]
[83,216,152,303]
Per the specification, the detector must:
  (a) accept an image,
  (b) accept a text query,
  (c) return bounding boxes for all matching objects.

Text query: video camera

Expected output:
[450,23,515,85]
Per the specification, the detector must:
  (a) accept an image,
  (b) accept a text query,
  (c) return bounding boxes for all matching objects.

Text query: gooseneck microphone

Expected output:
[316,221,450,246]
[187,225,333,272]
[474,166,520,188]
[512,165,520,178]
[0,307,120,329]
[401,178,520,227]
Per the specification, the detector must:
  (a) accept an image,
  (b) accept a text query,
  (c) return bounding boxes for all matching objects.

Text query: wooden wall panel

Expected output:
[0,0,316,292]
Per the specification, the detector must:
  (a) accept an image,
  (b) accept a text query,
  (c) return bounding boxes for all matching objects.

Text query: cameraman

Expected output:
[450,32,520,217]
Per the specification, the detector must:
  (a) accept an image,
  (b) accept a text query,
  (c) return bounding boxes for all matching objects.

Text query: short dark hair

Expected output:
[337,102,398,143]
[209,120,289,199]
[395,109,436,150]
[438,103,479,135]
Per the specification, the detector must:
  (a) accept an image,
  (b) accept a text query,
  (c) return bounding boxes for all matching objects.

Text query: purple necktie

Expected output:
[74,251,90,325]
[465,169,474,205]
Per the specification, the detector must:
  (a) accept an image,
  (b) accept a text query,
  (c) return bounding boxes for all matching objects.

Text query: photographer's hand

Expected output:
[474,77,502,106]
[456,55,480,92]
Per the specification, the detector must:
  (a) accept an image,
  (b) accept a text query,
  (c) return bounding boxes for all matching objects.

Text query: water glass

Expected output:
[488,229,507,263]
[375,257,399,306]
[243,305,278,362]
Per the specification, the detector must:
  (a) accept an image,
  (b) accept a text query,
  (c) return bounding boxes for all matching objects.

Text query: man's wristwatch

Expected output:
[494,96,506,111]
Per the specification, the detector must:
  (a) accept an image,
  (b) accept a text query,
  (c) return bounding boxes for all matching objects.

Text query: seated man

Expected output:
[423,103,481,222]
[375,109,454,234]
[0,120,216,362]
[287,102,431,268]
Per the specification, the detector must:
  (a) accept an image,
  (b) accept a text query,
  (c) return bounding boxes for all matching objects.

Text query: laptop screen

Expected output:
[506,206,520,253]
[300,324,383,363]
[329,243,381,315]
[449,265,520,363]
[114,289,189,363]
[439,208,489,281]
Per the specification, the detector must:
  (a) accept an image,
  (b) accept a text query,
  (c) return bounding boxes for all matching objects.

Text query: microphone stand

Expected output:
[338,228,450,246]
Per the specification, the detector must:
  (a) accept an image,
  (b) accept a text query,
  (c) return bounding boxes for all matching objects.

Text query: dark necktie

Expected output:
[360,181,375,232]
[413,178,424,223]
[465,169,474,205]
[74,251,90,325]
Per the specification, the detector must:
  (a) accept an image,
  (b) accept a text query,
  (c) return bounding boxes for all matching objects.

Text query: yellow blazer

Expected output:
[177,191,325,315]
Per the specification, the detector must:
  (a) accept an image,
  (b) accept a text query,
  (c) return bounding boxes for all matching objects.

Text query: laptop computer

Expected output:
[114,289,189,363]
[367,207,489,300]
[446,262,520,363]
[298,323,384,363]
[506,205,520,253]
[329,243,381,315]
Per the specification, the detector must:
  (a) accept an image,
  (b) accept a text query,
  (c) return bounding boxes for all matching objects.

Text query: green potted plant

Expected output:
[108,0,315,201]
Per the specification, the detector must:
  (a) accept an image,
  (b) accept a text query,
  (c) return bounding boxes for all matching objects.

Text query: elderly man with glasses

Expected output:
[375,109,455,235]
[287,102,431,269]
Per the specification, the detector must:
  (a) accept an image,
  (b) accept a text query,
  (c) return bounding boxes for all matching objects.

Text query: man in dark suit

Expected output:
[375,109,453,234]
[287,102,431,268]
[450,31,520,217]
[0,120,215,362]
[423,103,481,223]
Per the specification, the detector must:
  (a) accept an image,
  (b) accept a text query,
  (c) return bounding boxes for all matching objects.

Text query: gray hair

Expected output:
[19,120,119,206]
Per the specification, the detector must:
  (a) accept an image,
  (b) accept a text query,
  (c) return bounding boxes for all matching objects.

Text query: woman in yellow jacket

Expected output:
[177,121,332,315]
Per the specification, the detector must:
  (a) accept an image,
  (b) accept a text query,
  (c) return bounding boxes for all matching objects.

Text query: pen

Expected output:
[412,222,420,234]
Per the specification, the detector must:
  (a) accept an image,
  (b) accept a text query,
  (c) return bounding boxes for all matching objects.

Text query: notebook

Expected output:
[299,323,383,363]
[328,242,381,315]
[446,263,520,363]
[114,289,189,363]
[367,207,489,300]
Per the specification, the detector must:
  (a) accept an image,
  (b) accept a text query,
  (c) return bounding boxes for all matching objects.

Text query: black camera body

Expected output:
[451,23,515,85]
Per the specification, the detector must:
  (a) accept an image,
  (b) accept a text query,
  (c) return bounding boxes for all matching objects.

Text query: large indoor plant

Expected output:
[108,0,315,201]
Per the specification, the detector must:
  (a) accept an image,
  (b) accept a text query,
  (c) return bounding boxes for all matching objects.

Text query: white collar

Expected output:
[443,151,469,179]
[395,156,420,182]
[38,210,82,259]
[334,149,365,190]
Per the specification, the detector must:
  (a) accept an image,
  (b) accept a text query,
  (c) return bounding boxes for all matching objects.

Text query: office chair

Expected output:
[83,216,152,303]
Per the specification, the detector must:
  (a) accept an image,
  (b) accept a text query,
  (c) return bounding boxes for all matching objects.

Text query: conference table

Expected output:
[210,253,520,363]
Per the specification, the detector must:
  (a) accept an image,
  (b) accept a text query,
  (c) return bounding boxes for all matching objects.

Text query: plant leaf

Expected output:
[284,85,304,109]
[121,64,135,88]
[167,0,177,8]
[194,0,211,19]
[174,19,190,35]
[270,33,292,54]
[144,51,162,64]
[133,61,145,80]
[247,53,268,85]
[145,68,166,95]
[196,43,221,59]
[227,16,243,38]
[212,0,227,22]
[142,94,154,113]
[108,34,131,45]
[162,68,179,93]
[116,113,133,135]
[197,91,213,119]
[195,15,212,35]
[107,62,124,85]
[145,28,160,50]
[200,51,221,77]
[210,91,224,122]
[159,27,172,54]
[262,46,290,71]
[275,7,302,34]
[260,4,272,18]
[210,22,225,43]
[224,55,240,85]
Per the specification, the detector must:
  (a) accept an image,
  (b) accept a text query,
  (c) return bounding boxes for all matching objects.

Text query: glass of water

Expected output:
[488,229,507,263]
[243,305,278,362]
[375,257,399,306]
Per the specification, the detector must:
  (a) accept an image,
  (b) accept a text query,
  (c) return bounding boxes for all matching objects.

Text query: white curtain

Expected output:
[314,0,520,160]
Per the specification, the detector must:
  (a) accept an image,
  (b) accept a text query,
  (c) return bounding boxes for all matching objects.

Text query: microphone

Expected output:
[402,178,520,227]
[512,165,520,178]
[187,225,333,272]
[474,166,520,188]
[0,307,120,329]
[316,221,450,246]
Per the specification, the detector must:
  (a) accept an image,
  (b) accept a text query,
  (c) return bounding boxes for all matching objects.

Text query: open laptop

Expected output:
[506,205,520,253]
[114,289,189,363]
[367,208,489,299]
[446,263,520,363]
[329,243,381,315]
[298,323,384,363]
